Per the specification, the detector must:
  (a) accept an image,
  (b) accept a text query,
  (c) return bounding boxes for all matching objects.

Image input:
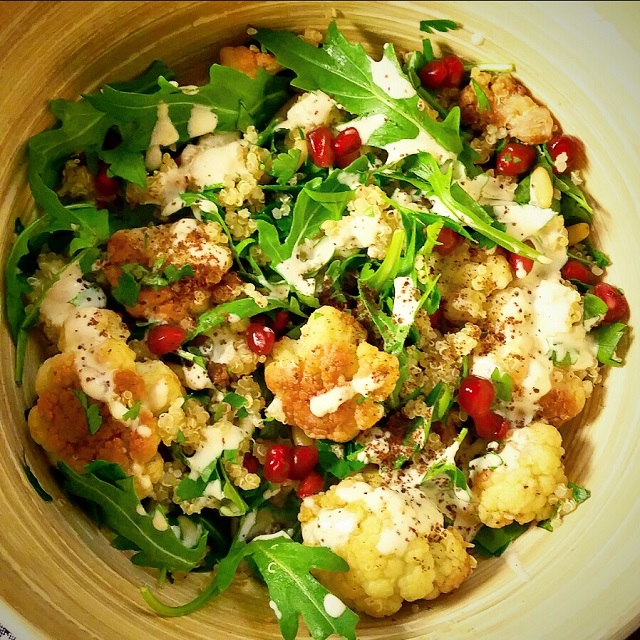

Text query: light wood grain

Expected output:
[0,2,639,639]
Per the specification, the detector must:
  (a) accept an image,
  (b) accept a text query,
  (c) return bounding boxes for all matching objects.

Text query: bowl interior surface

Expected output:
[0,2,639,639]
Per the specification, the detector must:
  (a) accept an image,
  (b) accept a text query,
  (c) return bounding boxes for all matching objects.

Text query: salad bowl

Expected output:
[0,2,639,639]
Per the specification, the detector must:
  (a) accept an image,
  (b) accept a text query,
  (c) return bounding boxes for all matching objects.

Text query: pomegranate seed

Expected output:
[508,251,535,277]
[561,259,599,285]
[418,59,448,90]
[333,127,362,157]
[243,453,260,474]
[95,163,119,197]
[263,444,291,483]
[246,323,276,355]
[435,227,462,256]
[592,282,629,324]
[458,375,495,418]
[548,135,580,173]
[336,150,361,169]
[474,411,510,440]
[147,324,187,356]
[271,310,291,336]
[296,470,325,498]
[289,445,319,480]
[442,55,465,88]
[495,143,537,176]
[307,126,335,168]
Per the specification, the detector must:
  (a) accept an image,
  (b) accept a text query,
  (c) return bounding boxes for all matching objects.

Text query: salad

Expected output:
[6,17,630,640]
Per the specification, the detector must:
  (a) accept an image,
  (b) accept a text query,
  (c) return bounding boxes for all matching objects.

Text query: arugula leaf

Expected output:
[404,153,547,262]
[86,66,289,152]
[592,322,626,366]
[191,297,287,339]
[419,19,459,33]
[490,368,513,402]
[72,390,103,435]
[112,271,141,306]
[472,522,529,557]
[59,461,207,571]
[470,78,491,113]
[316,440,366,480]
[583,292,608,322]
[568,482,591,503]
[269,148,302,185]
[256,22,462,155]
[421,428,469,495]
[108,60,176,94]
[143,534,358,640]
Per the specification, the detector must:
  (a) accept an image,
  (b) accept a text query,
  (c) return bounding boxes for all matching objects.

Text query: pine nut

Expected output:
[530,166,554,209]
[567,222,590,246]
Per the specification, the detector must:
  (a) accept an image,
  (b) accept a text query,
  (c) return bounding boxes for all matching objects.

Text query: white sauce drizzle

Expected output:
[370,54,416,100]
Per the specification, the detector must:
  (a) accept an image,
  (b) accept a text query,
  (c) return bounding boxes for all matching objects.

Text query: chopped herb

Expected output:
[470,78,491,113]
[490,368,513,402]
[122,401,142,421]
[419,19,459,33]
[73,390,103,435]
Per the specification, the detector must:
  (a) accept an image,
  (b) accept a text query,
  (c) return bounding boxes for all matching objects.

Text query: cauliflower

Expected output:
[472,421,567,527]
[27,352,162,497]
[299,474,475,617]
[102,218,233,324]
[264,306,399,442]
[219,45,281,78]
[538,367,588,426]
[458,70,555,145]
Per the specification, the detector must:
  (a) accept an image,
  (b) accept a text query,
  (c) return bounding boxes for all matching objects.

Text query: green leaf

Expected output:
[72,390,103,435]
[86,66,290,151]
[59,461,207,571]
[419,19,459,33]
[122,401,142,421]
[256,23,462,155]
[472,522,529,557]
[269,148,302,185]
[554,174,593,224]
[316,440,366,480]
[223,392,248,410]
[568,482,591,503]
[470,78,491,113]
[99,146,147,188]
[583,292,608,322]
[490,368,513,402]
[592,322,626,367]
[108,60,176,94]
[112,271,141,306]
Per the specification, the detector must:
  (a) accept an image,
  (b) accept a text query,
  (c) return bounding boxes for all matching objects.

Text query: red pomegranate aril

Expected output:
[508,251,535,277]
[561,259,599,285]
[95,163,119,197]
[296,470,325,498]
[271,310,291,336]
[495,143,537,176]
[474,411,510,440]
[333,127,362,157]
[442,55,465,88]
[435,227,462,256]
[246,323,276,355]
[458,375,495,418]
[592,282,630,324]
[428,307,443,331]
[336,150,361,169]
[548,135,580,173]
[289,445,319,480]
[263,444,291,483]
[307,126,335,167]
[418,59,448,90]
[243,453,260,474]
[147,324,187,356]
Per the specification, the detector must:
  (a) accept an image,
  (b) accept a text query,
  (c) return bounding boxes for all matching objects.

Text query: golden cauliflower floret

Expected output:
[299,475,474,617]
[135,360,185,415]
[59,307,129,353]
[472,421,567,528]
[458,70,555,145]
[219,45,281,78]
[264,307,399,442]
[102,217,233,324]
[28,352,160,496]
[538,367,588,426]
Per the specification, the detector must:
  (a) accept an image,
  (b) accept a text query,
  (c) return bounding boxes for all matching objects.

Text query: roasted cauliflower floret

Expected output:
[27,352,162,496]
[538,367,588,426]
[472,421,567,527]
[264,306,399,442]
[299,475,475,617]
[102,218,233,324]
[458,70,555,145]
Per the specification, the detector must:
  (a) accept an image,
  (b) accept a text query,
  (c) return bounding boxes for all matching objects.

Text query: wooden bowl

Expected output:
[0,2,638,638]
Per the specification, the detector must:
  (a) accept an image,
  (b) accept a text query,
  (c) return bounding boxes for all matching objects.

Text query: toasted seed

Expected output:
[530,166,554,209]
[567,222,590,246]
